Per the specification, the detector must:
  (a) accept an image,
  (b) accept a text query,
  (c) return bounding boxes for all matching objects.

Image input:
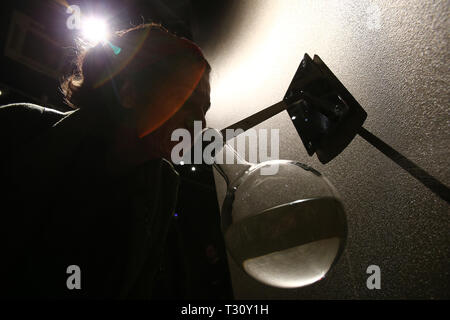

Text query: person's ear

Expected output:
[119,79,136,109]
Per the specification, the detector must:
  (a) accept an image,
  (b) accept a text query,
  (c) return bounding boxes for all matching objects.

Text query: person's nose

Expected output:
[200,110,207,128]
[194,106,206,127]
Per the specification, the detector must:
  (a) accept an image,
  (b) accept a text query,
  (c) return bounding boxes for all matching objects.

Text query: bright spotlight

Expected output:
[81,17,109,46]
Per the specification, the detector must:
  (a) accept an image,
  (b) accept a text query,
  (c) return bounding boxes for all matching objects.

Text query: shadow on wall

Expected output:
[358,127,450,203]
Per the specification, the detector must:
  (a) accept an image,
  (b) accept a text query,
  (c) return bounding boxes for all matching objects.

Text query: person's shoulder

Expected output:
[0,102,44,118]
[0,102,68,142]
[0,102,66,121]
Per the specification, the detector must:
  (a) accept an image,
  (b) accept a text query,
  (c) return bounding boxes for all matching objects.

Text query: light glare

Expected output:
[81,17,109,45]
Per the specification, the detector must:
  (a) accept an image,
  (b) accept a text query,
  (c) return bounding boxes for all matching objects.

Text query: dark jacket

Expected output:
[0,103,180,299]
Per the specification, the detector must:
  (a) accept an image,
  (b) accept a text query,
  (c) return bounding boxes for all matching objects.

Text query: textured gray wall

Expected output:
[193,0,449,299]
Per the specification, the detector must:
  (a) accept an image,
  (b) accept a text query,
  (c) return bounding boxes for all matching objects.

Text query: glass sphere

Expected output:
[219,159,347,288]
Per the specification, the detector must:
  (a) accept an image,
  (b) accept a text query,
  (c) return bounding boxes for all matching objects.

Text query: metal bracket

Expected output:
[284,54,367,163]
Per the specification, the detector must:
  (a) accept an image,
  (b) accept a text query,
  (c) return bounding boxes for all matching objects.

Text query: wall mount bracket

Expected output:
[221,53,367,164]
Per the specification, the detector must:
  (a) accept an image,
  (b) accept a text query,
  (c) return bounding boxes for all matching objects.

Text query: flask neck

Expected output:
[206,128,252,187]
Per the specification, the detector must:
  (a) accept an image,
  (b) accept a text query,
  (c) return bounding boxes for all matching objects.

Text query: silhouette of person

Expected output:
[0,23,211,298]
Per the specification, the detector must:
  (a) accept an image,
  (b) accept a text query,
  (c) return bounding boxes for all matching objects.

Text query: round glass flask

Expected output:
[206,128,347,289]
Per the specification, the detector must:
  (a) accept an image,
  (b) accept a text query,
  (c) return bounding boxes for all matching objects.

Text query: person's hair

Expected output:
[60,23,211,111]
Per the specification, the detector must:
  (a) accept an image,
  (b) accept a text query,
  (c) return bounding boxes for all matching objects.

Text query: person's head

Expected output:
[61,23,211,160]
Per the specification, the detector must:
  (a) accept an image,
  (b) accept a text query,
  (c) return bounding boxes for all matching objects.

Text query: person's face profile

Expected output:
[139,71,211,161]
[179,72,211,130]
